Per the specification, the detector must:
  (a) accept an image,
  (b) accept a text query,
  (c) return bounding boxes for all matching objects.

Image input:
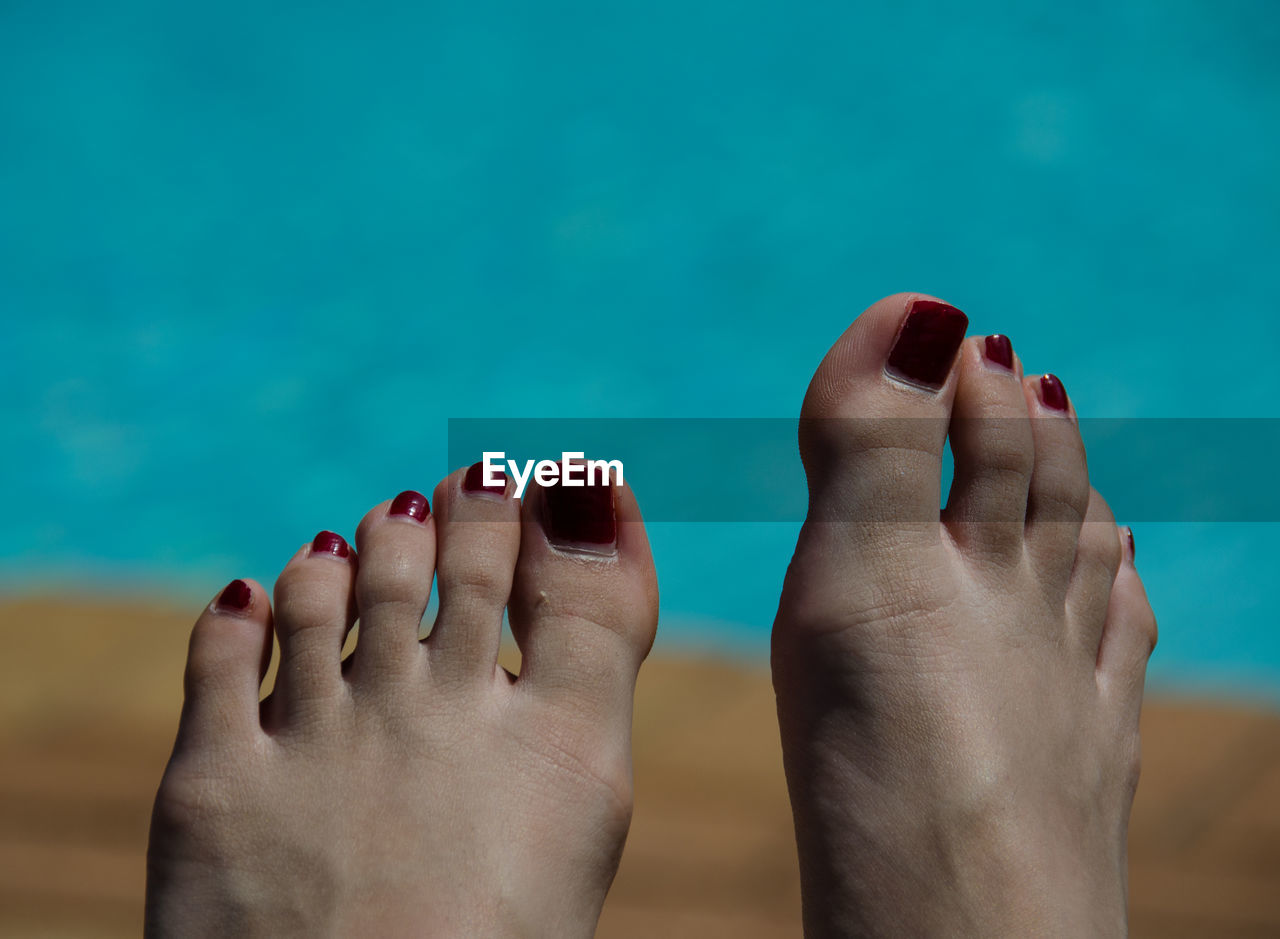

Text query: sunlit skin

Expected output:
[145,468,657,937]
[145,292,1154,936]
[773,294,1155,936]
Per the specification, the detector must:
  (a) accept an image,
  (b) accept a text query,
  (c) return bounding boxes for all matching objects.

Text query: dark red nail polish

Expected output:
[217,579,252,612]
[1125,527,1136,561]
[1041,374,1069,412]
[984,334,1014,371]
[544,481,616,547]
[312,530,350,558]
[463,461,507,495]
[885,299,969,390]
[389,490,430,521]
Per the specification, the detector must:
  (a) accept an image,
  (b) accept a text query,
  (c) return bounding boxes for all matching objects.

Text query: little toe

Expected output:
[942,334,1035,563]
[180,579,273,744]
[509,474,658,750]
[1023,373,1091,585]
[1096,528,1157,716]
[427,463,521,681]
[269,531,357,724]
[1066,489,1124,653]
[349,491,435,685]
[799,292,968,531]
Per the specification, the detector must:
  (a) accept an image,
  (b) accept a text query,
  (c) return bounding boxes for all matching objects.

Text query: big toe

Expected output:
[508,472,658,777]
[799,292,969,529]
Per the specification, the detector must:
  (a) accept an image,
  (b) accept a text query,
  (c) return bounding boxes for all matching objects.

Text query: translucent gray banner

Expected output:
[447,419,1280,522]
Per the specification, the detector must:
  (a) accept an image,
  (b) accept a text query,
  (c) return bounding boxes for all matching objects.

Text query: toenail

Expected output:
[984,334,1014,371]
[885,299,969,390]
[1040,374,1069,412]
[389,490,430,522]
[1125,526,1136,562]
[311,530,351,559]
[463,461,507,496]
[543,482,616,550]
[216,579,253,613]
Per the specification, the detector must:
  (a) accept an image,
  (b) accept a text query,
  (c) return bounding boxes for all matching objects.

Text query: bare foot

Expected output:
[146,466,657,937]
[773,294,1156,936]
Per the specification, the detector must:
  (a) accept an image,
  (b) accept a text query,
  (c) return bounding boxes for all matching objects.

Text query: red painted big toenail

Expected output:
[217,579,252,612]
[1040,374,1069,412]
[885,299,969,390]
[984,334,1014,371]
[389,490,430,521]
[311,530,350,558]
[544,482,616,547]
[463,461,507,495]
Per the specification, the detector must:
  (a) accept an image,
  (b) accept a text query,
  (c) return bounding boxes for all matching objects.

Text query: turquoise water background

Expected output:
[2,1,1277,699]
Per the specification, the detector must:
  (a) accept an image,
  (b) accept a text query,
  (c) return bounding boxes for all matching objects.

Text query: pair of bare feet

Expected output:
[146,294,1156,937]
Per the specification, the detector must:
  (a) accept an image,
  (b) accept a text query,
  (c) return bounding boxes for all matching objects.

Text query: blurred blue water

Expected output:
[2,0,1277,699]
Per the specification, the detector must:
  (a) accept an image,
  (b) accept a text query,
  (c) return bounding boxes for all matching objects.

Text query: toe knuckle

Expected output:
[184,629,228,680]
[359,558,427,608]
[1036,486,1090,525]
[985,445,1036,480]
[1088,531,1123,578]
[1086,488,1116,525]
[956,425,1035,478]
[443,565,511,605]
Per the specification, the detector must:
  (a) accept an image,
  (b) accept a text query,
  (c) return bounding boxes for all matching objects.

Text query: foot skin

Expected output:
[773,294,1157,937]
[146,469,657,937]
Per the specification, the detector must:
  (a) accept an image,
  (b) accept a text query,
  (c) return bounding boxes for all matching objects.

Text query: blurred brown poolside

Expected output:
[2,597,1278,937]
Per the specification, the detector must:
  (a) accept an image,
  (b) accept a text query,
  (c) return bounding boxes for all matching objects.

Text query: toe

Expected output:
[428,463,521,681]
[799,292,968,531]
[1066,489,1123,652]
[181,579,273,743]
[348,491,434,686]
[942,334,1034,562]
[1023,373,1091,585]
[1096,528,1156,717]
[509,473,658,746]
[269,531,357,723]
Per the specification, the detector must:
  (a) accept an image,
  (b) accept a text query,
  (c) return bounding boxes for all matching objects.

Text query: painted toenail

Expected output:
[311,530,350,558]
[984,334,1014,371]
[463,461,507,496]
[389,490,430,522]
[1040,374,1069,412]
[216,579,253,612]
[885,299,969,390]
[1125,526,1136,561]
[544,482,616,550]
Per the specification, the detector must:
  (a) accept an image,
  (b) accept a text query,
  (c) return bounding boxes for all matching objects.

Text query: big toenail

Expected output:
[1040,374,1069,412]
[311,530,351,558]
[1125,527,1136,561]
[885,299,969,390]
[984,334,1014,371]
[463,461,508,496]
[389,490,430,522]
[216,579,253,612]
[544,482,616,550]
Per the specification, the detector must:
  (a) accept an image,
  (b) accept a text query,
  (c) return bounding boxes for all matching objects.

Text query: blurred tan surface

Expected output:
[1,596,1278,937]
